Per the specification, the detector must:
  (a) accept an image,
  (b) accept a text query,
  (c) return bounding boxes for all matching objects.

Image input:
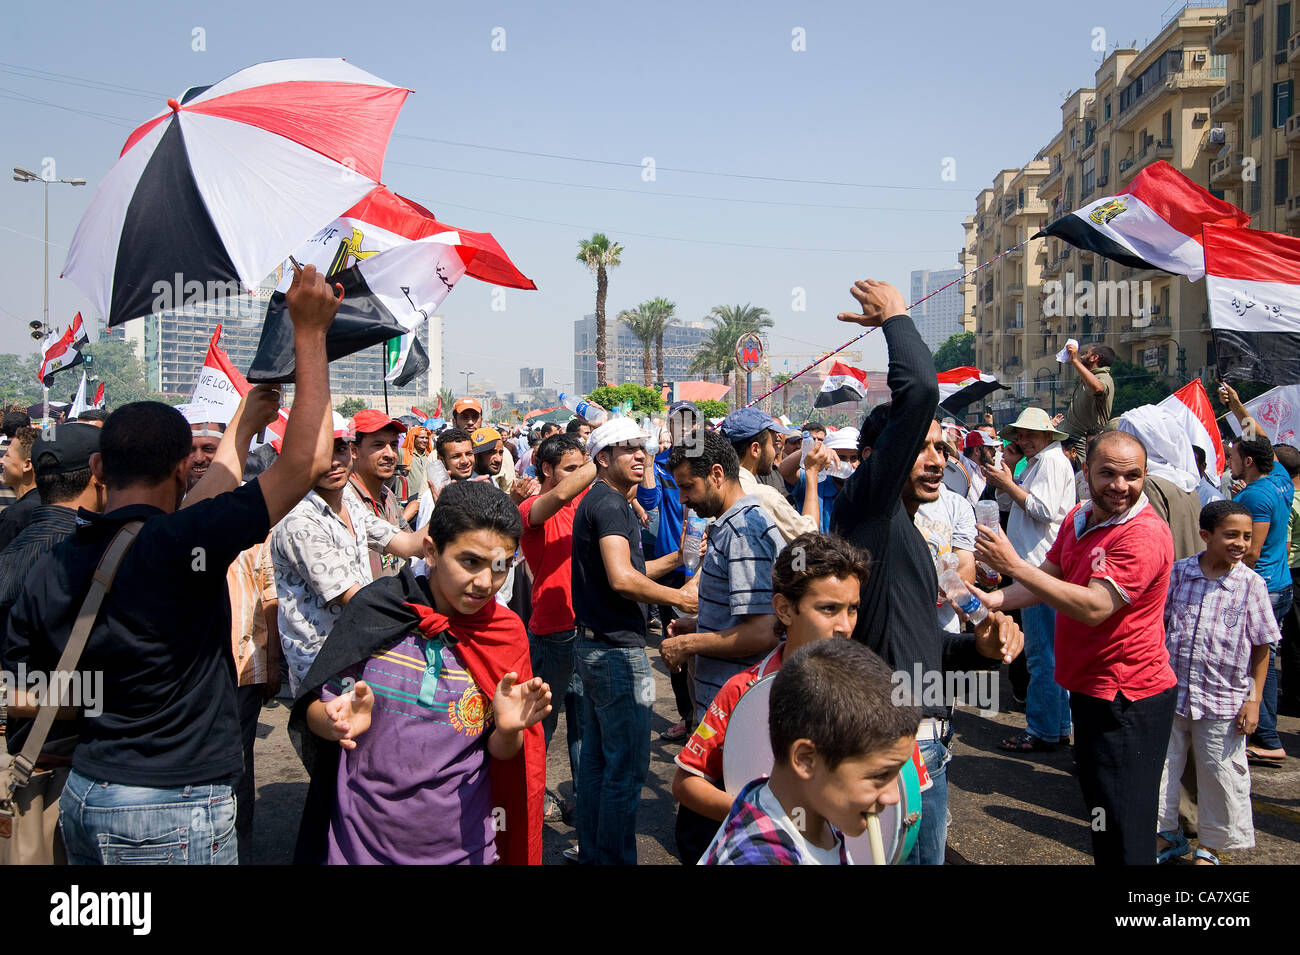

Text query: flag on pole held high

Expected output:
[1224,382,1300,452]
[937,366,1007,413]
[814,361,870,408]
[1157,379,1225,480]
[38,312,89,387]
[1034,161,1250,281]
[68,371,90,419]
[1203,222,1300,385]
[92,381,106,410]
[180,323,286,447]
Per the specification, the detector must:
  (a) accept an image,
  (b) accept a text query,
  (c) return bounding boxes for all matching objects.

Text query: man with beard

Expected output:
[829,278,1023,866]
[454,397,515,494]
[722,407,828,543]
[976,430,1176,866]
[271,414,430,695]
[346,410,411,579]
[473,426,538,504]
[184,416,225,493]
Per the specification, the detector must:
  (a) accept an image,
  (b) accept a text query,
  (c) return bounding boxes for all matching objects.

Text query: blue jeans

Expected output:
[574,636,652,865]
[905,735,951,865]
[1023,602,1071,742]
[1253,587,1292,750]
[59,768,239,865]
[529,627,583,781]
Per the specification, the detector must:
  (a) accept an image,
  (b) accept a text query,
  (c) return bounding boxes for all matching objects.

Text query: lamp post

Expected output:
[14,166,86,426]
[459,369,474,394]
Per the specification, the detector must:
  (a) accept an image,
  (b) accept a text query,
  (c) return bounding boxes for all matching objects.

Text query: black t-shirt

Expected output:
[0,487,41,550]
[3,480,271,786]
[572,479,648,647]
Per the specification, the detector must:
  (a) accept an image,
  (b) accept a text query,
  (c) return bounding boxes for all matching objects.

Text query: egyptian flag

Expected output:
[1035,161,1250,282]
[1158,379,1225,480]
[937,366,1007,413]
[1203,222,1300,385]
[92,382,106,410]
[190,324,250,424]
[814,361,870,408]
[247,186,534,383]
[38,312,89,387]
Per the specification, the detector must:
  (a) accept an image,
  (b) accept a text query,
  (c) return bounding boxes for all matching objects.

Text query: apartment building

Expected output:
[973,4,1225,418]
[910,266,969,352]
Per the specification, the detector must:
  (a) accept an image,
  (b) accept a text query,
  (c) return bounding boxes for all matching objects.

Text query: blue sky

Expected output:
[2,0,1188,392]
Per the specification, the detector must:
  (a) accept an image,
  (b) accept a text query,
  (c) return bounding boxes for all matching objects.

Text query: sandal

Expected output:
[1193,847,1220,865]
[660,720,689,742]
[1157,829,1191,863]
[999,732,1058,753]
[1246,747,1286,763]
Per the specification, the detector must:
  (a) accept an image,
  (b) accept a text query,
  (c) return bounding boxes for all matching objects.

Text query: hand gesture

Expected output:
[973,609,1022,664]
[804,443,834,475]
[510,476,540,504]
[668,615,698,638]
[285,260,343,333]
[675,579,699,615]
[1066,342,1079,361]
[980,458,1015,492]
[242,383,282,434]
[1219,382,1239,407]
[659,635,691,672]
[1050,413,1065,428]
[323,681,374,750]
[493,672,552,735]
[983,410,995,427]
[973,523,1021,576]
[837,279,906,328]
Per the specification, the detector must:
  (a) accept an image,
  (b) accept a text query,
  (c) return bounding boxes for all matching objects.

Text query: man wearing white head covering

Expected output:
[1116,406,1205,560]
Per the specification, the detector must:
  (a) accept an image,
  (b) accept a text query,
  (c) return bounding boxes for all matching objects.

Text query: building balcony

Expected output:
[1210,151,1244,186]
[1287,113,1300,145]
[1210,81,1245,120]
[1212,9,1246,54]
[1041,256,1062,278]
[1114,68,1225,132]
[1121,317,1172,343]
[1290,30,1300,67]
[1006,245,1024,259]
[1119,139,1176,183]
[1040,158,1064,193]
[1006,283,1025,296]
[1287,193,1300,224]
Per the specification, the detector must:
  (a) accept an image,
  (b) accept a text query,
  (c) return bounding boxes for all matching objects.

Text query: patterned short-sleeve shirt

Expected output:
[270,490,397,694]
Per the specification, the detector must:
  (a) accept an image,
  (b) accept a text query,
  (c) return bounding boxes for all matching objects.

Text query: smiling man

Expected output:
[345,410,410,579]
[976,429,1176,866]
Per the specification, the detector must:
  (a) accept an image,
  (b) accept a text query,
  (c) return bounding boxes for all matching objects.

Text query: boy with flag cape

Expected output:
[289,481,549,865]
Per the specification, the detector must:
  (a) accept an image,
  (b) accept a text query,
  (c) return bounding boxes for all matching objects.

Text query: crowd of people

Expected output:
[0,269,1291,866]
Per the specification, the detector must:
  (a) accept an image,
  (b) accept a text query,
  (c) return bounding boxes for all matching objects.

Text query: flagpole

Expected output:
[381,343,390,416]
[744,239,1027,409]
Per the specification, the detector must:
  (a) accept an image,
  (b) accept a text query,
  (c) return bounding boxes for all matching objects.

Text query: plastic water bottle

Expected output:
[939,564,988,625]
[973,499,1001,578]
[641,417,657,454]
[682,510,707,573]
[799,431,813,466]
[428,458,450,491]
[559,392,608,425]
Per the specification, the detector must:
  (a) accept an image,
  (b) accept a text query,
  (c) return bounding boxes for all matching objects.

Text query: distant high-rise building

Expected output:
[573,316,711,393]
[520,367,544,389]
[121,287,443,405]
[910,267,967,352]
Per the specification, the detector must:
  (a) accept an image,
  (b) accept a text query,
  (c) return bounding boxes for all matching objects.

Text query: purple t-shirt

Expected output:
[321,630,498,864]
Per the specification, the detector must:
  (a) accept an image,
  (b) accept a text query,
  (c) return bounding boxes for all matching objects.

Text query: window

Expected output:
[1118,50,1183,113]
[1082,264,1094,284]
[1277,157,1290,204]
[1252,15,1265,63]
[1101,145,1110,181]
[1104,96,1112,121]
[1279,4,1291,54]
[1252,90,1264,138]
[1161,110,1172,143]
[1250,176,1263,214]
[1082,156,1096,196]
[1015,302,1023,327]
[1018,188,1025,207]
[1274,80,1293,128]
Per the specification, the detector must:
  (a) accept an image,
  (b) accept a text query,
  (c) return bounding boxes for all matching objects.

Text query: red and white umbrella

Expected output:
[63,58,411,327]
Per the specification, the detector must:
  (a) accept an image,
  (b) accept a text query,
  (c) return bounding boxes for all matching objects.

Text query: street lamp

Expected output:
[14,166,86,425]
[459,370,474,394]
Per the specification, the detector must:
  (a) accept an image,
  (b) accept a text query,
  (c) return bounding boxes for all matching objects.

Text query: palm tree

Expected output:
[576,233,624,387]
[646,296,677,388]
[437,387,455,419]
[701,303,774,407]
[773,372,794,420]
[618,304,659,387]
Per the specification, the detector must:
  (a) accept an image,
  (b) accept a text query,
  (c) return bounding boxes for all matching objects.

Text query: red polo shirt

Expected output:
[518,487,588,635]
[1045,498,1176,701]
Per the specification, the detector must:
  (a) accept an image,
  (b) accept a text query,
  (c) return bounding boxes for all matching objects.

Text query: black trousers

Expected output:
[1070,686,1176,866]
[235,684,264,864]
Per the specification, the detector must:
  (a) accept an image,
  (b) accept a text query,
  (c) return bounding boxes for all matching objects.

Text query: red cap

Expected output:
[350,409,408,436]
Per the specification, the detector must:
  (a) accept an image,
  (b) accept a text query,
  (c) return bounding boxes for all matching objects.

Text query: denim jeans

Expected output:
[529,627,583,781]
[574,635,652,865]
[1252,587,1292,750]
[1022,602,1071,742]
[905,734,951,865]
[59,768,239,865]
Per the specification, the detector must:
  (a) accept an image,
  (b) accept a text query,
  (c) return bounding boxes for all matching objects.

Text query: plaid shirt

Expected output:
[701,778,850,865]
[1164,555,1280,719]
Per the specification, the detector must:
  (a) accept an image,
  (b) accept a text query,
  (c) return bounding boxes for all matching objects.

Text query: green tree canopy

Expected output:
[0,353,44,409]
[933,331,976,372]
[1110,358,1172,418]
[695,398,729,419]
[335,396,369,418]
[81,338,152,408]
[588,383,665,418]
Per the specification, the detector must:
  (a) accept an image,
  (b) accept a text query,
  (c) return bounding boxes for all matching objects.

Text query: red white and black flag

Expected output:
[937,366,1007,413]
[38,312,89,387]
[1034,161,1250,281]
[1203,222,1300,385]
[814,361,870,408]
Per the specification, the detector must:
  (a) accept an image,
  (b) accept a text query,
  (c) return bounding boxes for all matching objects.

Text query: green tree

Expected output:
[0,353,44,409]
[1111,358,1172,417]
[588,383,665,418]
[695,398,729,419]
[933,331,976,372]
[772,372,794,420]
[82,338,152,408]
[647,296,677,388]
[576,233,624,388]
[335,396,369,418]
[617,303,660,387]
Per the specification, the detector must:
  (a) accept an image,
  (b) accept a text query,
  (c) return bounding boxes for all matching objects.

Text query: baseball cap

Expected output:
[588,417,649,460]
[824,427,860,452]
[963,430,999,452]
[31,422,100,477]
[470,426,503,454]
[351,409,408,436]
[453,397,483,416]
[331,412,354,441]
[667,401,700,420]
[721,407,796,443]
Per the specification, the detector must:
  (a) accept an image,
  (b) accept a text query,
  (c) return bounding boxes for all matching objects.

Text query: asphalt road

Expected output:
[246,632,1300,866]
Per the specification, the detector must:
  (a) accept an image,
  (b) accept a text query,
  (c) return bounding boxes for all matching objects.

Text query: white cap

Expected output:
[825,427,860,452]
[588,416,649,459]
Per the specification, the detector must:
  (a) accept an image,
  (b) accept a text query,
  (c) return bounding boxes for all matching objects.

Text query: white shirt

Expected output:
[999,441,1076,567]
[754,781,849,865]
[914,485,977,633]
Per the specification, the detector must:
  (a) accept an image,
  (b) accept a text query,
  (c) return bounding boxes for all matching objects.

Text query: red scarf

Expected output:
[405,599,545,866]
